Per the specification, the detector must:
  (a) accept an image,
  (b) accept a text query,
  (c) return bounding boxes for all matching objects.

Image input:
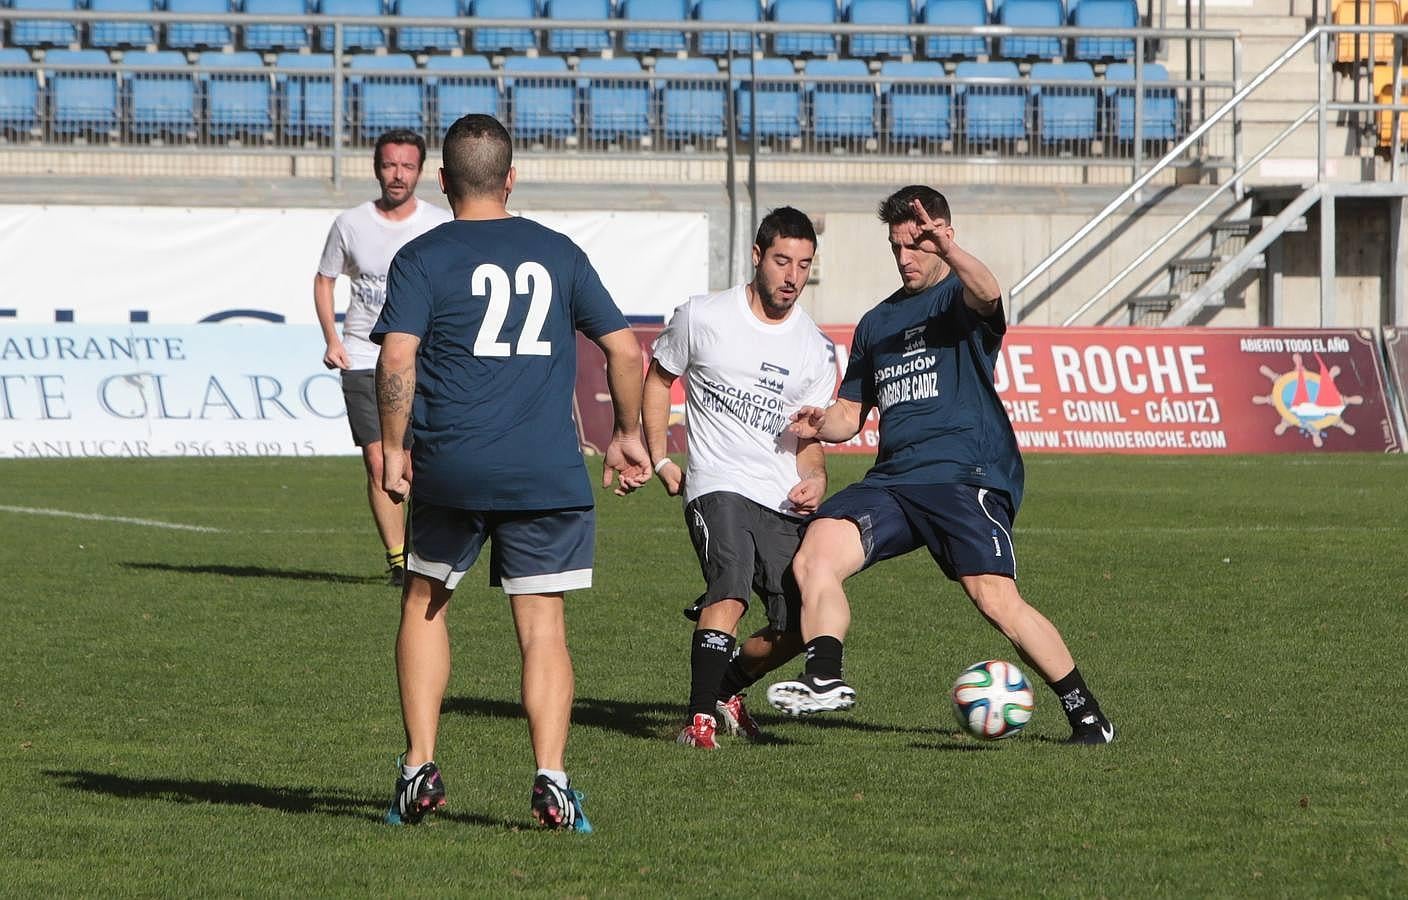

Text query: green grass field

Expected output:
[3,454,1406,896]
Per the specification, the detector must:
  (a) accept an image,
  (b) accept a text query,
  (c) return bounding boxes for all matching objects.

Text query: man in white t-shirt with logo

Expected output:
[644,207,837,749]
[314,129,453,586]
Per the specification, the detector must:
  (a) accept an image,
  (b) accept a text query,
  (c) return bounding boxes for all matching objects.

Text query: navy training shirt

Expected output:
[839,271,1025,512]
[371,216,629,511]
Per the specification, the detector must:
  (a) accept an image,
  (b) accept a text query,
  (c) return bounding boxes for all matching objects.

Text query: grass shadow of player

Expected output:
[443,694,801,745]
[121,561,382,585]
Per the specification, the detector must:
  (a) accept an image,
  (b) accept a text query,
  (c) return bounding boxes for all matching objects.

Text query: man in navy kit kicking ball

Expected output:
[767,185,1116,745]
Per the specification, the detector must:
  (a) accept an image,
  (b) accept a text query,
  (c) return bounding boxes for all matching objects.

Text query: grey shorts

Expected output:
[341,369,411,449]
[408,499,595,594]
[684,491,803,633]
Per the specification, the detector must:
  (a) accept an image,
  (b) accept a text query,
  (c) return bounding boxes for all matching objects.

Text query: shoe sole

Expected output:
[765,682,857,717]
[385,793,446,826]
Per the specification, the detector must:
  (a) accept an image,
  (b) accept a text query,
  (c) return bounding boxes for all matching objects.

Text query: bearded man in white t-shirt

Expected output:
[644,207,838,749]
[314,129,453,586]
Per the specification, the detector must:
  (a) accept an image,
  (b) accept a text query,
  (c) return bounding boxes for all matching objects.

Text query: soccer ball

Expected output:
[950,659,1035,740]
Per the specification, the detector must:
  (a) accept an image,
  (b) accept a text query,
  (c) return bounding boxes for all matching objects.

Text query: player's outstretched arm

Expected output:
[789,397,864,443]
[313,273,350,370]
[909,199,1002,317]
[643,358,684,496]
[375,332,420,503]
[595,327,651,496]
[786,438,827,514]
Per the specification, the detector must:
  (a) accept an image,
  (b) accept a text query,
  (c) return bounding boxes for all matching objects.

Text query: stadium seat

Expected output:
[394,0,461,53]
[317,0,389,52]
[846,0,912,59]
[694,0,760,55]
[9,0,79,49]
[808,58,874,141]
[580,56,649,140]
[1030,60,1095,142]
[199,50,273,137]
[348,53,422,137]
[543,0,613,54]
[770,0,837,57]
[428,53,497,136]
[166,0,235,51]
[243,0,312,52]
[1071,0,1136,62]
[46,49,119,136]
[997,0,1063,60]
[125,50,197,136]
[89,0,159,50]
[881,59,951,142]
[954,59,1025,141]
[0,48,42,134]
[1376,78,1408,145]
[621,0,688,54]
[469,0,537,53]
[503,54,575,139]
[1104,61,1177,141]
[655,56,725,140]
[275,51,342,139]
[735,56,801,140]
[919,0,987,62]
[1333,0,1400,64]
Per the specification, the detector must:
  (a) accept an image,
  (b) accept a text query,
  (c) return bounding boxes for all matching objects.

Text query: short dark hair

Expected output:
[441,114,513,201]
[877,185,951,226]
[753,206,817,253]
[373,129,427,168]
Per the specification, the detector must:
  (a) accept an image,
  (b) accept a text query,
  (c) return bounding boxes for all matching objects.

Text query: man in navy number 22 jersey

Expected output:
[372,115,652,830]
[767,185,1116,746]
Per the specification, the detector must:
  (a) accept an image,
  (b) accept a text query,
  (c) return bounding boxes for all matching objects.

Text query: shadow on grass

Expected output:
[121,561,382,585]
[44,770,519,829]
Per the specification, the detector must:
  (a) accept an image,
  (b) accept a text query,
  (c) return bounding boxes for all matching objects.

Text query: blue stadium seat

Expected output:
[348,53,422,137]
[469,0,537,53]
[580,56,648,140]
[955,59,1024,141]
[503,54,575,139]
[317,0,388,52]
[428,53,496,135]
[621,0,688,54]
[125,50,197,136]
[1105,61,1177,141]
[1071,0,1136,62]
[9,0,79,49]
[394,0,461,53]
[544,0,612,54]
[244,0,312,52]
[275,51,341,138]
[655,56,724,140]
[46,49,119,135]
[166,0,235,51]
[1030,60,1094,142]
[919,0,986,61]
[199,50,272,136]
[694,0,759,55]
[89,0,159,50]
[847,0,911,59]
[807,58,874,141]
[735,56,801,139]
[997,0,1062,60]
[881,59,950,141]
[770,0,837,57]
[0,48,42,134]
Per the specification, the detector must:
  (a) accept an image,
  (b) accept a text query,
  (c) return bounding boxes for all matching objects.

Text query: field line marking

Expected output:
[0,505,225,533]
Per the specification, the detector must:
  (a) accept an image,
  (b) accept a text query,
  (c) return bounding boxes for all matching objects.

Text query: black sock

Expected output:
[716,652,759,702]
[802,635,844,680]
[688,629,736,719]
[1047,667,1104,728]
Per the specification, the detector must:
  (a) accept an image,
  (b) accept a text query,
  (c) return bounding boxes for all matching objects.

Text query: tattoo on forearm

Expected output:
[376,368,414,413]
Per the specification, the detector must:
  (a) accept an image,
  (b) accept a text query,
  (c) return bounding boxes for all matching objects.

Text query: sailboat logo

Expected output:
[1253,352,1363,447]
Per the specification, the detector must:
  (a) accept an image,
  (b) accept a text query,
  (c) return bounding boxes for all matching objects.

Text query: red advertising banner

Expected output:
[1383,326,1408,434]
[575,326,1402,456]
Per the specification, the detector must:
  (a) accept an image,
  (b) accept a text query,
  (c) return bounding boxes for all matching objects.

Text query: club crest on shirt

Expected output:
[902,326,927,358]
[755,361,790,395]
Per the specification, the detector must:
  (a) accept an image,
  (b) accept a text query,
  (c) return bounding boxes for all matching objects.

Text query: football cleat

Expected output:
[385,758,446,825]
[530,774,593,833]
[766,673,857,717]
[682,593,705,622]
[1066,713,1117,745]
[676,712,720,749]
[715,693,764,742]
[387,564,406,588]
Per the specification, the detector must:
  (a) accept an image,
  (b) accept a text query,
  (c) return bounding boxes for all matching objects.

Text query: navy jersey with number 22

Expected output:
[371,216,629,511]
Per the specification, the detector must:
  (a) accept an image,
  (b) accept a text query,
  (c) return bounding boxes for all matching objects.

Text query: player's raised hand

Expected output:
[382,447,412,504]
[603,432,652,496]
[910,198,956,259]
[787,474,825,515]
[323,339,351,370]
[789,406,827,439]
[655,459,684,496]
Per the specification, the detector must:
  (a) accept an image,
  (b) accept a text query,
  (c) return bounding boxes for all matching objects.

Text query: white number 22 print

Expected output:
[471,262,553,357]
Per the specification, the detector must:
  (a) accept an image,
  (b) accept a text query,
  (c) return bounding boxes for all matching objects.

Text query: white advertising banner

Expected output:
[0,206,707,323]
[1,325,355,459]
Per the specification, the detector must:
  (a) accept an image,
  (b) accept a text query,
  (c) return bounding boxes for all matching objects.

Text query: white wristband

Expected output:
[654,458,674,473]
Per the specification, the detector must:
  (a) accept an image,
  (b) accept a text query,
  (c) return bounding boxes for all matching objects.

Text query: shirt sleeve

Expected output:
[650,300,691,377]
[370,248,432,344]
[800,331,838,409]
[570,246,630,340]
[316,219,347,279]
[837,321,872,406]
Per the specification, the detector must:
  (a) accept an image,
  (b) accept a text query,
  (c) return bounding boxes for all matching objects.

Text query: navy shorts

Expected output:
[407,499,595,594]
[809,481,1017,582]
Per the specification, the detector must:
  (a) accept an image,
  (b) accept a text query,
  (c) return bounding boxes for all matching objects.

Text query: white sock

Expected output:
[403,761,428,779]
[536,767,568,789]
